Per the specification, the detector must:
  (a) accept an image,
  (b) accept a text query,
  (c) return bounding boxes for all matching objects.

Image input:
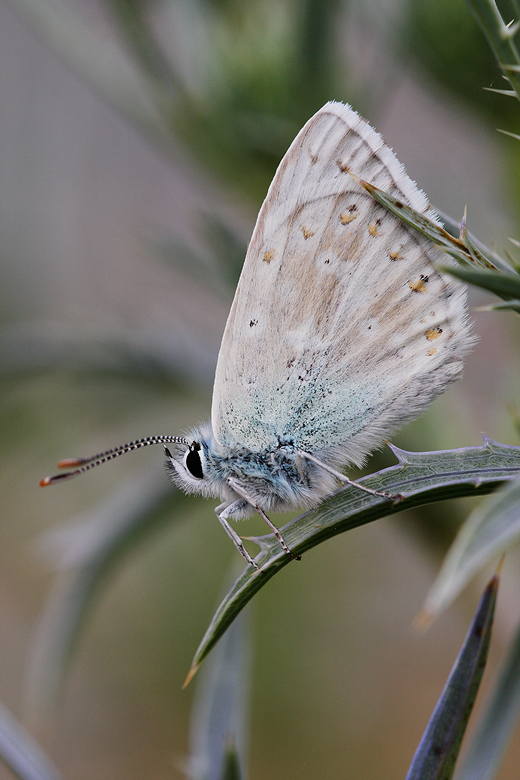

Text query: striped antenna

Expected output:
[40,435,190,486]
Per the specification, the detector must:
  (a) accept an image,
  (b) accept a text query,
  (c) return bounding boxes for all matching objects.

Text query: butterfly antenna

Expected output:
[40,436,190,486]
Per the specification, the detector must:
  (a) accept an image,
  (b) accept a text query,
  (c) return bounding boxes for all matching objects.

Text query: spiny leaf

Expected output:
[186,438,520,680]
[464,0,520,104]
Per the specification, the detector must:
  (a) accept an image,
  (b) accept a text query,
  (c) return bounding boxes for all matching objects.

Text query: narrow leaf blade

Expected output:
[0,700,62,780]
[440,266,520,302]
[405,573,499,780]
[186,589,250,780]
[456,615,520,780]
[350,175,496,269]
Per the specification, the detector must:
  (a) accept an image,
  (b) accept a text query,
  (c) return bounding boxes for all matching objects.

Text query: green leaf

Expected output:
[422,474,520,622]
[186,439,520,681]
[440,266,520,303]
[25,472,181,720]
[186,585,249,780]
[405,572,499,780]
[0,700,62,780]
[456,615,520,780]
[464,0,520,105]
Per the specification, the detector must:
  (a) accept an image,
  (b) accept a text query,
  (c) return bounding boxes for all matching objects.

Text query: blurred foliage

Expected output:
[2,0,520,778]
[403,0,510,119]
[168,0,343,200]
[405,572,499,780]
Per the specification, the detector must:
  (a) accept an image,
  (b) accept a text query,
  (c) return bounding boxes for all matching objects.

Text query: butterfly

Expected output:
[41,102,472,569]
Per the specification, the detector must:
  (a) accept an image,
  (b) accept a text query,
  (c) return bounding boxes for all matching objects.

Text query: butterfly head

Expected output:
[163,425,229,501]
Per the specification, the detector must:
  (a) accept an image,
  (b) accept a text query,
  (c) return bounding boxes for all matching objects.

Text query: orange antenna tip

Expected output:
[56,458,85,468]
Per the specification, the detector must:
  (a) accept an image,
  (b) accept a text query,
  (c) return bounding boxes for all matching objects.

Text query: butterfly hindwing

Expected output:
[211,102,471,466]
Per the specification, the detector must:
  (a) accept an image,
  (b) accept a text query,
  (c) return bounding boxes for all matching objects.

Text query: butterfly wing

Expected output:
[211,101,471,466]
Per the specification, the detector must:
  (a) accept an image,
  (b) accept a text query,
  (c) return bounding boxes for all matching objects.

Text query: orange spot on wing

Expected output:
[428,348,437,356]
[302,226,315,239]
[368,218,382,238]
[409,275,429,293]
[425,327,443,341]
[263,249,275,263]
[340,208,358,224]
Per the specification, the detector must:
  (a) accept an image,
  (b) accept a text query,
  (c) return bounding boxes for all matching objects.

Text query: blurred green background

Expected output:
[1,0,520,778]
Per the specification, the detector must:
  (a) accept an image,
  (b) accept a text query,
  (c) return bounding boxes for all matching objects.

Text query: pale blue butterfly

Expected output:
[42,102,472,569]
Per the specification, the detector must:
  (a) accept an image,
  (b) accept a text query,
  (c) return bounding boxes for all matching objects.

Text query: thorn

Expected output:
[384,441,410,464]
[483,87,516,96]
[182,664,199,689]
[459,205,467,238]
[497,128,520,141]
[504,20,520,38]
[347,169,362,185]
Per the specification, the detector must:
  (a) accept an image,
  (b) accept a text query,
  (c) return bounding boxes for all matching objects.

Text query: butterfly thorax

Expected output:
[164,423,339,514]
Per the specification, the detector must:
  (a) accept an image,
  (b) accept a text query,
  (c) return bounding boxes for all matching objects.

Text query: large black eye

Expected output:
[185,442,203,479]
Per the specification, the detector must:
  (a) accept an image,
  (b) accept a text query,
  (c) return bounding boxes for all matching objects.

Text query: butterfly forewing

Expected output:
[211,102,471,465]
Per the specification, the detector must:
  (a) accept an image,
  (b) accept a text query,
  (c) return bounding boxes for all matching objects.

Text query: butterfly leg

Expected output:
[299,451,403,502]
[216,500,260,569]
[226,478,301,561]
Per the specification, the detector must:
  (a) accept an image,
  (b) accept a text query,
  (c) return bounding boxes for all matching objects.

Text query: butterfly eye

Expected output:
[185,442,203,480]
